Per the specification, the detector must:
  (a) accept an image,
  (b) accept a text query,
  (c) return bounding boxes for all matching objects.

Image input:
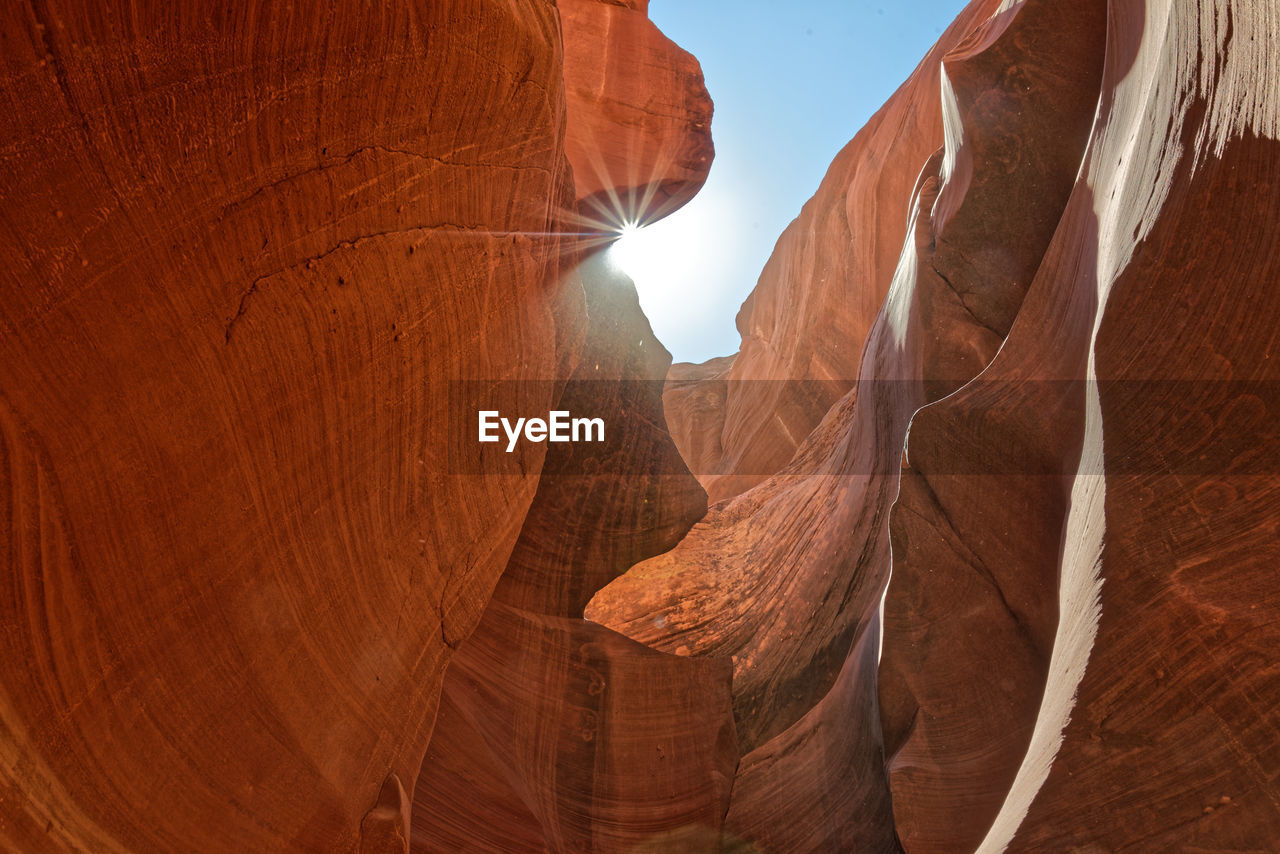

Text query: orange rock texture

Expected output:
[0,0,711,851]
[5,0,1280,852]
[410,3,722,850]
[560,0,713,227]
[600,0,1280,851]
[662,0,1003,503]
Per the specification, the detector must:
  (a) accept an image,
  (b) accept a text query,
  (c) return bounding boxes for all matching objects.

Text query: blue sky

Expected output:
[608,0,970,364]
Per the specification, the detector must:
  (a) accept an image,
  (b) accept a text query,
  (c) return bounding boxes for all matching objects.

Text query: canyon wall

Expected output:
[0,2,571,850]
[0,0,712,851]
[608,0,1280,851]
[3,0,1279,852]
[410,4,726,851]
[662,0,1001,503]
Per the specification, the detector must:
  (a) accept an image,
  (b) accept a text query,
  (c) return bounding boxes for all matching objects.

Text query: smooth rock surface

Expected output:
[0,2,583,851]
[561,0,714,227]
[411,252,727,853]
[984,0,1280,847]
[410,2,723,851]
[600,0,1280,851]
[6,0,1280,851]
[876,1,1108,849]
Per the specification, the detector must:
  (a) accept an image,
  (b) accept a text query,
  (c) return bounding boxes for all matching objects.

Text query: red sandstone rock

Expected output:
[411,251,726,851]
[412,600,735,854]
[560,0,713,227]
[979,0,1280,848]
[875,2,1108,850]
[0,2,575,852]
[409,3,721,851]
[6,0,1280,851]
[589,0,1009,767]
[602,0,1280,851]
[1,0,718,846]
[662,1,997,503]
[662,355,735,489]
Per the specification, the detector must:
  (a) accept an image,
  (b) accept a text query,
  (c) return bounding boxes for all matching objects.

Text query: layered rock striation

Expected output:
[0,0,714,852]
[1,2,575,851]
[410,3,724,851]
[4,0,1280,852]
[662,0,1000,503]
[561,0,714,227]
[601,0,1280,851]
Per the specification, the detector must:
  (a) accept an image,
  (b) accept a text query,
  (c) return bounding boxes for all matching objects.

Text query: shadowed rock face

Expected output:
[410,247,727,852]
[412,600,735,854]
[409,3,723,853]
[876,1,1108,849]
[991,0,1280,846]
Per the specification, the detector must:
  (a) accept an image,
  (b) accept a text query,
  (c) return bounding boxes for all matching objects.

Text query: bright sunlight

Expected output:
[606,189,749,362]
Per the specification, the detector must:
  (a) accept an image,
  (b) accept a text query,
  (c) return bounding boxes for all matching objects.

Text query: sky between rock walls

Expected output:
[614,0,971,364]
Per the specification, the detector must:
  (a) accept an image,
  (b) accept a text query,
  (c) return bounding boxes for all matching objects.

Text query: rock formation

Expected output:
[560,0,714,228]
[0,2,573,850]
[4,0,1280,851]
[410,248,729,853]
[0,0,712,851]
[410,3,723,851]
[977,0,1280,848]
[601,0,1280,850]
[662,0,1002,503]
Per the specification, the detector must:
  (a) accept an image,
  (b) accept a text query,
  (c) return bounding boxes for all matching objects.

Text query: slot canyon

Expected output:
[1,1,1278,852]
